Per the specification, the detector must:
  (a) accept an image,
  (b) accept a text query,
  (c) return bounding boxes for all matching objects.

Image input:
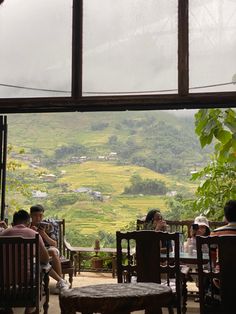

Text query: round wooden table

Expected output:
[59,282,173,314]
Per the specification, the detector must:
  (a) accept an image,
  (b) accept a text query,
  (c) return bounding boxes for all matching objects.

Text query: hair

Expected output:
[145,208,161,223]
[224,200,236,222]
[13,209,30,225]
[203,226,210,236]
[30,204,45,214]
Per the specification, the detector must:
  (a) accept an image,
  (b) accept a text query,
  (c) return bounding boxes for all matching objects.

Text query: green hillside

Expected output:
[6,111,210,246]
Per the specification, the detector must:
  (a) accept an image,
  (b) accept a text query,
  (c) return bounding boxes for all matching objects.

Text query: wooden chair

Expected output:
[54,219,74,288]
[0,234,49,314]
[196,235,236,314]
[116,230,187,314]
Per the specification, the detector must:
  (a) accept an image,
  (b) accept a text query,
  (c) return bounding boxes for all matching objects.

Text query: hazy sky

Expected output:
[0,0,236,98]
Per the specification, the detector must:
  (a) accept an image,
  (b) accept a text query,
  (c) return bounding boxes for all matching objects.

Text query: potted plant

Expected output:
[91,256,103,269]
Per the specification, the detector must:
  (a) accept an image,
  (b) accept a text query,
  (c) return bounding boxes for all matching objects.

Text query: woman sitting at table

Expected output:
[143,208,168,232]
[143,208,172,252]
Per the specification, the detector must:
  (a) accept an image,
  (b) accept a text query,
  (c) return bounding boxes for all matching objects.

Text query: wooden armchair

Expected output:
[116,230,187,314]
[196,235,236,314]
[0,234,49,314]
[54,219,74,288]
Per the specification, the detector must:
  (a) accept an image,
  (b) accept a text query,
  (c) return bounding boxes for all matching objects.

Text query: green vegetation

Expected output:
[190,109,236,220]
[124,174,167,195]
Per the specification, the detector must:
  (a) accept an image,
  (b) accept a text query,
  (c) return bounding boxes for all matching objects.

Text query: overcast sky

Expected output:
[0,0,236,98]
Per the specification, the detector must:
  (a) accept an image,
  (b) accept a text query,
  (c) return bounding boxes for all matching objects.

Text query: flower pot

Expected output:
[91,258,103,269]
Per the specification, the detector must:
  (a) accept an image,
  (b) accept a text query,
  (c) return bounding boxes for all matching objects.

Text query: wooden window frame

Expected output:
[0,0,235,113]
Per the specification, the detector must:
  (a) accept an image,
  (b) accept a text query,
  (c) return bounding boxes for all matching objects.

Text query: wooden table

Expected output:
[67,246,119,277]
[59,282,173,314]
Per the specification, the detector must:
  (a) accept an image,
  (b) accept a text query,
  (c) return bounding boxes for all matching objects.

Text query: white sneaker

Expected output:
[56,279,70,291]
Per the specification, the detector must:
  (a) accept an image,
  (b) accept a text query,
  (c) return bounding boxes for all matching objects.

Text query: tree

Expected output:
[191,108,236,220]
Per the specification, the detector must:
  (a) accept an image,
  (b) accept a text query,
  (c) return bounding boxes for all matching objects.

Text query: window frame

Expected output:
[0,0,235,113]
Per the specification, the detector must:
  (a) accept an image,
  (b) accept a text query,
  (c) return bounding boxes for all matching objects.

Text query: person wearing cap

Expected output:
[190,215,210,251]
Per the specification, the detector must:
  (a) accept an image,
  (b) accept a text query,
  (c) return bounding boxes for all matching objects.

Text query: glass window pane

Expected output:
[189,0,236,93]
[83,0,178,96]
[0,0,72,98]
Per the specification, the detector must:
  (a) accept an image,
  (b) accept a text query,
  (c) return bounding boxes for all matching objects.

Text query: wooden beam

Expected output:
[72,0,83,98]
[178,0,189,96]
[0,92,235,113]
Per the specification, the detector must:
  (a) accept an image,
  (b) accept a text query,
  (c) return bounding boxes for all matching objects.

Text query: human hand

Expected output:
[0,220,7,229]
[155,220,167,232]
[31,225,38,231]
[37,228,47,239]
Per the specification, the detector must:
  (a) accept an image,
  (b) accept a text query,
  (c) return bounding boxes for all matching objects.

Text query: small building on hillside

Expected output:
[32,190,48,198]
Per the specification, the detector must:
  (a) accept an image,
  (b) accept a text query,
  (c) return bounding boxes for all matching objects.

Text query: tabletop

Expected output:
[59,282,173,314]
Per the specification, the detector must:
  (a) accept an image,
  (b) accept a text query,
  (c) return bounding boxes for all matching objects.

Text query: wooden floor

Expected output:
[12,272,200,313]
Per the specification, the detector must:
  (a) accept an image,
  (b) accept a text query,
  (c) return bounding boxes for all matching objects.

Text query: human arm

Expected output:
[38,225,57,247]
[39,237,50,264]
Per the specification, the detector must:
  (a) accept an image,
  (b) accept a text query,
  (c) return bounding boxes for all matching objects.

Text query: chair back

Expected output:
[197,235,236,314]
[0,234,48,312]
[116,230,182,313]
[53,219,74,287]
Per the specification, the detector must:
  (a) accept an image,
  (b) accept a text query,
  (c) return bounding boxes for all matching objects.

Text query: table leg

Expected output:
[112,254,116,278]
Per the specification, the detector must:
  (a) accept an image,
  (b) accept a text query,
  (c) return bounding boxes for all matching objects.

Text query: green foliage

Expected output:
[192,109,236,220]
[54,144,87,160]
[124,174,168,195]
[165,194,195,221]
[195,108,236,163]
[53,193,79,207]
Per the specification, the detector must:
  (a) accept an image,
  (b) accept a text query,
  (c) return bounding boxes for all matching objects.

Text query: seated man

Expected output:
[210,200,236,289]
[30,204,69,292]
[0,209,50,314]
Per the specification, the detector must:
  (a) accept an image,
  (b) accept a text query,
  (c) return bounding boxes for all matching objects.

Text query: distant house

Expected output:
[98,156,106,160]
[42,173,56,182]
[32,190,48,198]
[108,152,118,160]
[71,156,80,163]
[91,191,103,201]
[166,191,177,197]
[30,163,39,169]
[79,156,87,162]
[74,187,91,193]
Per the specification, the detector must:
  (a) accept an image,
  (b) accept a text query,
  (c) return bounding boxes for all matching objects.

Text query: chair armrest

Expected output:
[64,238,75,252]
[64,238,77,260]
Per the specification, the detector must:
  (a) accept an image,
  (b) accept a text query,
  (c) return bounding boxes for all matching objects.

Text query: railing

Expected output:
[137,219,226,238]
